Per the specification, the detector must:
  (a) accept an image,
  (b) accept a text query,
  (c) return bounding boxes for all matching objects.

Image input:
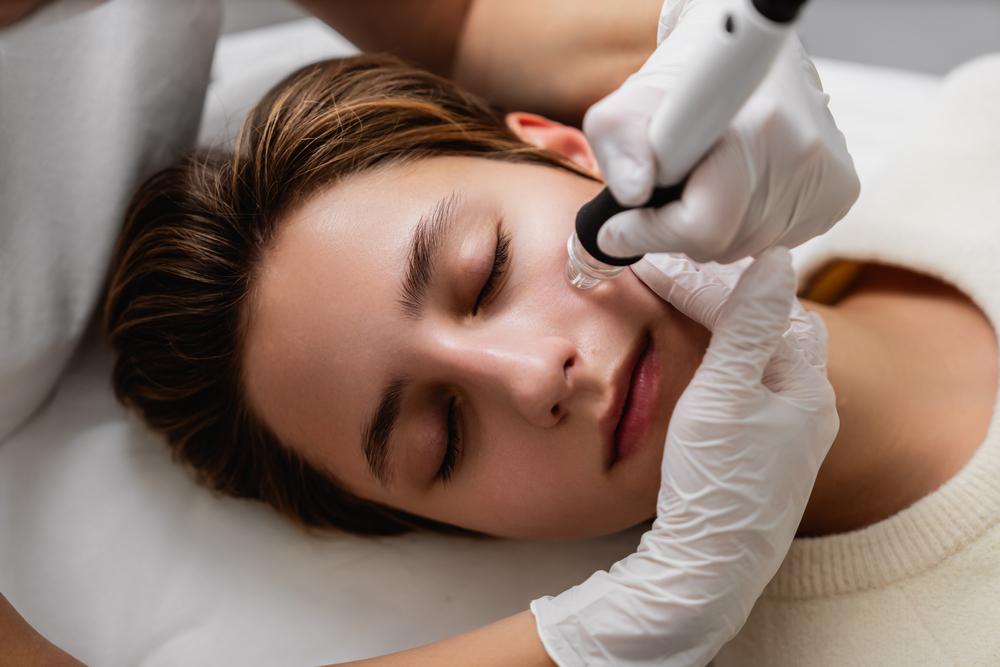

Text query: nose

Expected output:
[425,328,577,428]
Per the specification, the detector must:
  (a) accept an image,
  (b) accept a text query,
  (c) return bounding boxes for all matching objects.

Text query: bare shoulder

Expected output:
[0,593,84,665]
[0,0,52,28]
[849,263,997,475]
[334,609,556,666]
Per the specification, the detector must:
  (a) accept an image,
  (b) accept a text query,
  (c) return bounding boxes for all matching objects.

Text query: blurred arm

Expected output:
[0,0,51,27]
[0,593,84,666]
[293,0,661,124]
[331,609,556,666]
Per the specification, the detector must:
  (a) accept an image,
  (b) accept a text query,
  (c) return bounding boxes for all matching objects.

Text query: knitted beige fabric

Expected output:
[715,54,1000,667]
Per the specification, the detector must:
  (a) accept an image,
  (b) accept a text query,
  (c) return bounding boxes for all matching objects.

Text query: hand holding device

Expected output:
[567,0,860,289]
[533,248,838,666]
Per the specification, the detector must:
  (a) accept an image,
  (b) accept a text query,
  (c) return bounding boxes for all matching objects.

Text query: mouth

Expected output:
[602,329,658,470]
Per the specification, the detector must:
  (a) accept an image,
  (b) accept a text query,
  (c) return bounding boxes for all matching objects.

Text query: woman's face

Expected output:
[242,116,709,539]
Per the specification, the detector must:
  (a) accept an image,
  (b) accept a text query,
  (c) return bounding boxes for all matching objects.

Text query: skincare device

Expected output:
[566,0,811,289]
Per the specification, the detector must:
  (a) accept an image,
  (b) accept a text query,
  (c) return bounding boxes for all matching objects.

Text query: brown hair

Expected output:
[102,54,591,537]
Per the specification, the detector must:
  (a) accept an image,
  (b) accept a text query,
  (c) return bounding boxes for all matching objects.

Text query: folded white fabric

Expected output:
[0,0,219,443]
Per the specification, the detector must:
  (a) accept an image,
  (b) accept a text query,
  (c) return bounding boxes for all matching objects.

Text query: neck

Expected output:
[797,286,995,537]
[796,302,911,536]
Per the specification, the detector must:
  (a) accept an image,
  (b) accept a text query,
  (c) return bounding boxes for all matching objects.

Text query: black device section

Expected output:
[575,181,687,267]
[751,0,808,23]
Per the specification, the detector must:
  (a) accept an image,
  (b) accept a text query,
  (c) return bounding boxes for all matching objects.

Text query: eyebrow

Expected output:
[397,190,461,320]
[362,191,461,488]
[361,376,409,488]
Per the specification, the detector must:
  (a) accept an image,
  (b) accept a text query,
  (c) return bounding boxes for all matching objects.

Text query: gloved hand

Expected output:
[530,247,838,666]
[584,0,860,264]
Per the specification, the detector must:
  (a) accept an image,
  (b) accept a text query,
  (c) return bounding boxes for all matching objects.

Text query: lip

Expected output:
[601,330,652,470]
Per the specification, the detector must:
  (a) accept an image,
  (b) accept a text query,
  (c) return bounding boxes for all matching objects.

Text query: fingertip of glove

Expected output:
[597,220,631,258]
[582,104,656,207]
[719,248,797,348]
[759,245,793,267]
[741,247,795,300]
[808,310,828,340]
[605,161,654,207]
[807,310,831,371]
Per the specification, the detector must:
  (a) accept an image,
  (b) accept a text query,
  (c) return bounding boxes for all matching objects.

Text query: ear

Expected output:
[505,112,601,178]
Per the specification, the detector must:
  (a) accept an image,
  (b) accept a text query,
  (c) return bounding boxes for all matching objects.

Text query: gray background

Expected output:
[221,0,1000,75]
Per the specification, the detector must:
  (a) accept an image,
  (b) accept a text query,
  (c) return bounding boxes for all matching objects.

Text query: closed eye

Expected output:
[437,222,512,483]
[437,395,462,483]
[472,222,511,315]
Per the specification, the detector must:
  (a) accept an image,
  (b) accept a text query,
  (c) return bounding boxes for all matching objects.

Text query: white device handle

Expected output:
[649,0,793,186]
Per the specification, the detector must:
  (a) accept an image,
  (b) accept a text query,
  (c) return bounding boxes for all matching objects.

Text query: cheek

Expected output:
[661,311,711,399]
[423,444,645,539]
[504,169,598,276]
[478,462,656,539]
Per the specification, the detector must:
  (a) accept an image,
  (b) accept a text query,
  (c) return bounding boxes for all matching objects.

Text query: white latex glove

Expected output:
[530,247,838,666]
[584,0,860,264]
[649,253,828,371]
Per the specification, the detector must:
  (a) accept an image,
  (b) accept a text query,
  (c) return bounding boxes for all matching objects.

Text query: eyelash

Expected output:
[437,223,512,483]
[438,395,463,483]
[472,225,511,315]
